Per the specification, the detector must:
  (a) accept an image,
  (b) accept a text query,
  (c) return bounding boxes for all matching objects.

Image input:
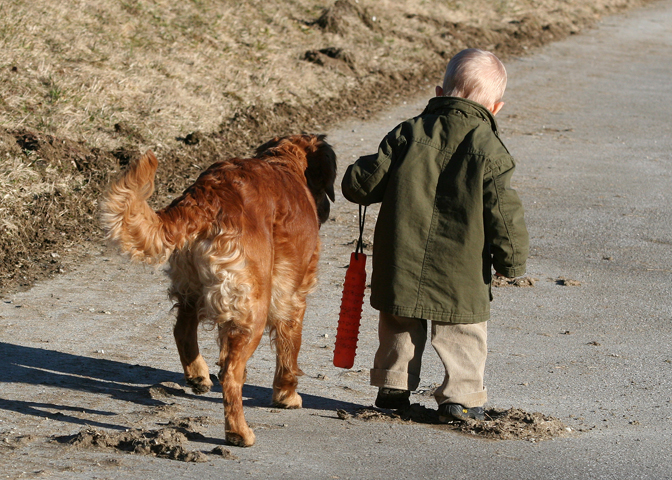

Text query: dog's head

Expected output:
[256,134,336,224]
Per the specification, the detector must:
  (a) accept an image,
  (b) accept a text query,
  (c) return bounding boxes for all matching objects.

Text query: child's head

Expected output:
[436,48,507,115]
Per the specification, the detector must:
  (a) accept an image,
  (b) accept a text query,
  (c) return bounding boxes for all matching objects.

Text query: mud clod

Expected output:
[148,382,189,399]
[211,445,239,460]
[459,408,570,441]
[336,409,352,420]
[347,405,570,442]
[493,276,537,287]
[55,418,215,462]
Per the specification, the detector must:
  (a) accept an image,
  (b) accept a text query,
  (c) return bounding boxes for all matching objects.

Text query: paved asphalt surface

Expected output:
[1,1,671,479]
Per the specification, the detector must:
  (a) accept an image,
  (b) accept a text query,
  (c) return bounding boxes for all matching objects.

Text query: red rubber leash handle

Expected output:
[333,205,367,369]
[333,251,367,368]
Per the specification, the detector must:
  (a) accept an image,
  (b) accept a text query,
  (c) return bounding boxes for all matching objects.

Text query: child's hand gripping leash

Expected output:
[333,205,367,369]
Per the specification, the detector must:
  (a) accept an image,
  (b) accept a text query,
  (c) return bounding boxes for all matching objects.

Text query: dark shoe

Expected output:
[375,388,410,409]
[438,403,485,422]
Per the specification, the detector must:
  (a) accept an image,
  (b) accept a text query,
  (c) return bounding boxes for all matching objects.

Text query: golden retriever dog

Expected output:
[101,134,336,447]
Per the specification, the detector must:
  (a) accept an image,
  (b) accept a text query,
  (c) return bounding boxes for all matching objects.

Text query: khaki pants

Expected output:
[370,312,488,408]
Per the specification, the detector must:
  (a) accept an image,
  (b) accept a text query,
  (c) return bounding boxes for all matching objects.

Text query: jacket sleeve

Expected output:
[483,158,529,277]
[341,127,406,206]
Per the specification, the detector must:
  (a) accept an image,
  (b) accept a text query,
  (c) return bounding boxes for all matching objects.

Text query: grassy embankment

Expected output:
[0,0,646,292]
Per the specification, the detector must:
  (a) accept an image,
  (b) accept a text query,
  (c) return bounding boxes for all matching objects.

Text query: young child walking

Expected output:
[341,48,529,422]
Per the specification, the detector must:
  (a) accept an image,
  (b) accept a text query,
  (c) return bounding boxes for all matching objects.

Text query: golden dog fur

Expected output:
[100,134,336,446]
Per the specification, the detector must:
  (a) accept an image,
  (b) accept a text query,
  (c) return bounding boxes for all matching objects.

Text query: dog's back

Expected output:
[102,134,334,270]
[162,155,322,328]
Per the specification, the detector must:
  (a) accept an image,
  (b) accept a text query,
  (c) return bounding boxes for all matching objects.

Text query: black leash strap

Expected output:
[355,205,367,258]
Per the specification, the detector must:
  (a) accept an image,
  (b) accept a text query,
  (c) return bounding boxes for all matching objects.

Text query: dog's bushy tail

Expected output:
[101,150,174,264]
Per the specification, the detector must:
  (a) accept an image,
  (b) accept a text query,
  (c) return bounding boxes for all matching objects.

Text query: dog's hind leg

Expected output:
[270,250,319,409]
[173,298,213,394]
[271,312,305,409]
[217,315,266,448]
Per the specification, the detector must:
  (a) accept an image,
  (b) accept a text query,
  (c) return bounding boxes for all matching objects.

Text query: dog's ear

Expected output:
[255,136,283,157]
[304,135,337,224]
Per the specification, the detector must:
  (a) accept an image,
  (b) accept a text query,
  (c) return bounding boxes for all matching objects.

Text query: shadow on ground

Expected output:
[0,342,365,430]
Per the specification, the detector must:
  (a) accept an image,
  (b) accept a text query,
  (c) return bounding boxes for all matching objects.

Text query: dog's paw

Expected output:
[226,429,256,447]
[186,376,213,394]
[272,391,302,409]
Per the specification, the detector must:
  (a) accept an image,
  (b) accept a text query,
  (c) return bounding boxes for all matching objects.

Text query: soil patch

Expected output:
[342,405,571,442]
[148,382,191,399]
[493,276,537,287]
[54,416,238,462]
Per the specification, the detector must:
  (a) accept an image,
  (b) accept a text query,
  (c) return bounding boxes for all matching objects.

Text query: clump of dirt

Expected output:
[336,409,352,420]
[211,445,239,460]
[346,405,571,442]
[148,382,190,399]
[493,276,537,287]
[458,408,571,442]
[57,427,206,462]
[54,416,233,463]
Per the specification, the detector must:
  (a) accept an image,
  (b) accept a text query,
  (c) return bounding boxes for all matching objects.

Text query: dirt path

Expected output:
[2,2,672,478]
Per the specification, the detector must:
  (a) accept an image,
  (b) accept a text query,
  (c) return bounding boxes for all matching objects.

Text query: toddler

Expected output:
[341,49,529,421]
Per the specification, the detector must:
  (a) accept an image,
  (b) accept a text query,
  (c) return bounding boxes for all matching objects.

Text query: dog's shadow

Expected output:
[241,383,363,412]
[0,342,364,430]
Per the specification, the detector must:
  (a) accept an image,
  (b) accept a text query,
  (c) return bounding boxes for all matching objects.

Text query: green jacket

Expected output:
[341,97,529,323]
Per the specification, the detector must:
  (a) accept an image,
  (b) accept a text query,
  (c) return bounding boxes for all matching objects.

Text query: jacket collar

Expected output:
[423,96,499,134]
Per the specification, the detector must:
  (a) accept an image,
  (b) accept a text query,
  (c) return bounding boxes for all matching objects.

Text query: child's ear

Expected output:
[490,101,504,116]
[435,86,444,97]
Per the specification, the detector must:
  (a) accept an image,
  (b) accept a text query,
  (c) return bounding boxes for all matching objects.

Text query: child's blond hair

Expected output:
[441,49,507,109]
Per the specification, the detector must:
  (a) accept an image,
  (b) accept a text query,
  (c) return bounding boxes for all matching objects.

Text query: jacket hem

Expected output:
[372,301,490,324]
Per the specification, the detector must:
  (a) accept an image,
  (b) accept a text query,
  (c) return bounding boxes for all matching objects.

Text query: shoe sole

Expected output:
[438,407,485,422]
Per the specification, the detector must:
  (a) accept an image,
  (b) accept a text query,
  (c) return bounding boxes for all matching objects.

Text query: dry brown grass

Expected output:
[0,0,648,292]
[0,0,643,151]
